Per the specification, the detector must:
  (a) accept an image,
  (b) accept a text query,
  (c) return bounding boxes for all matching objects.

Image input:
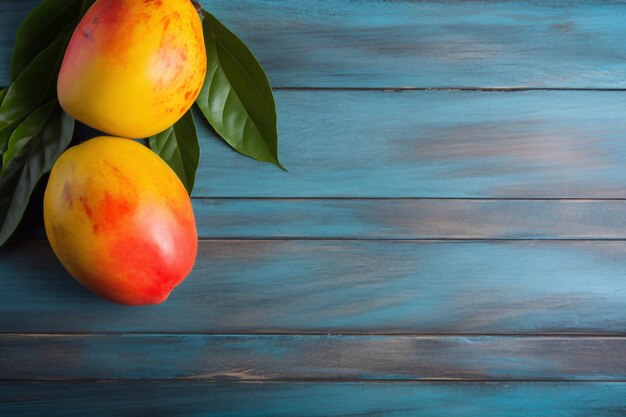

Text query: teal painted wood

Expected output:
[18,198,626,240]
[2,334,626,380]
[2,0,626,410]
[193,91,626,197]
[4,1,626,88]
[6,91,626,199]
[2,239,626,333]
[3,53,626,199]
[192,198,626,239]
[1,382,625,417]
[11,89,626,232]
[0,1,33,86]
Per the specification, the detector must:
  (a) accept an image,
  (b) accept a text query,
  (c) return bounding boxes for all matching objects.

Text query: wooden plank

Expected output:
[17,198,626,240]
[1,91,625,199]
[0,1,33,86]
[193,91,626,198]
[4,1,626,88]
[1,382,625,417]
[192,198,626,239]
[2,239,626,334]
[1,334,626,380]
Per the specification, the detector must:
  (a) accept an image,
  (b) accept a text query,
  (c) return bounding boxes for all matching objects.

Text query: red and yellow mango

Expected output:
[44,137,198,305]
[58,0,207,138]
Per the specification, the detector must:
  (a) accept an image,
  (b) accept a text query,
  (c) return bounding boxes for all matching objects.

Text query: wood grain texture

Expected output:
[194,91,626,198]
[4,1,626,88]
[193,198,626,239]
[1,86,625,200]
[0,0,33,86]
[1,382,625,417]
[2,1,626,409]
[2,239,626,334]
[17,198,626,240]
[2,334,626,381]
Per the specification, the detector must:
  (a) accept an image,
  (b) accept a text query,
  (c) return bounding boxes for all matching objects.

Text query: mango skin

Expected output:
[44,137,198,306]
[58,0,207,138]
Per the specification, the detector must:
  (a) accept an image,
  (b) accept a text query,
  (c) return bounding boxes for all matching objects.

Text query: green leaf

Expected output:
[10,0,85,80]
[196,11,284,170]
[0,88,26,158]
[0,118,26,160]
[148,110,200,195]
[0,36,67,158]
[3,100,57,170]
[0,107,74,247]
[0,34,69,131]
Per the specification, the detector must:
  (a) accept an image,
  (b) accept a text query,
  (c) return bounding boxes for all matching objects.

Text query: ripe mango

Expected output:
[44,137,198,305]
[57,0,207,138]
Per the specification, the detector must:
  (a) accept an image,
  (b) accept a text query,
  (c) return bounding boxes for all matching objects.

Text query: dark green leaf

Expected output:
[0,107,74,247]
[0,34,69,131]
[10,0,85,80]
[148,110,200,195]
[0,88,25,158]
[196,11,284,170]
[3,100,57,169]
[0,118,26,159]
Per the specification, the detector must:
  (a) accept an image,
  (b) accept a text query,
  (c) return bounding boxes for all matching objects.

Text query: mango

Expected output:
[44,137,198,305]
[57,0,207,138]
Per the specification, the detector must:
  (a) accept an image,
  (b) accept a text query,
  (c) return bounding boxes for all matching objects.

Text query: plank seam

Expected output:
[3,333,626,337]
[189,197,626,201]
[1,378,625,383]
[14,238,626,242]
[273,87,626,92]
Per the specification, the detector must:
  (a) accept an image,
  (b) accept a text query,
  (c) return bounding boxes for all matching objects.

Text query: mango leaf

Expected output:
[0,88,25,158]
[148,110,200,195]
[10,0,85,80]
[196,11,284,170]
[0,107,74,247]
[0,34,69,131]
[3,100,57,170]
[0,118,26,159]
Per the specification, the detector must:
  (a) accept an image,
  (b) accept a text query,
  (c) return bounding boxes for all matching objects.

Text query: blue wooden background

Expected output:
[2,0,626,415]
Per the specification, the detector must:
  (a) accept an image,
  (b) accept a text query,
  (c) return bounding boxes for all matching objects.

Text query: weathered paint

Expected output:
[15,198,626,240]
[2,334,626,380]
[0,382,624,417]
[2,239,626,333]
[2,1,626,415]
[191,198,626,239]
[14,91,626,198]
[4,1,626,88]
[192,91,626,197]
